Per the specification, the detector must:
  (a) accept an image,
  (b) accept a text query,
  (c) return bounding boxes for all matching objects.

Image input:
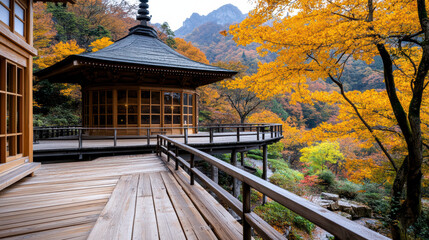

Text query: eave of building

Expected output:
[35,56,236,87]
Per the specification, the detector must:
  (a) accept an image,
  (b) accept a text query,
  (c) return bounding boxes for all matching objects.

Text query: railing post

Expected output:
[167,142,171,162]
[184,127,188,144]
[78,129,82,149]
[156,135,159,156]
[175,146,179,170]
[242,182,251,240]
[147,129,150,145]
[262,144,268,205]
[262,126,265,140]
[114,129,117,147]
[257,126,260,141]
[237,127,240,142]
[241,152,245,166]
[209,128,213,143]
[190,154,195,185]
[270,126,273,138]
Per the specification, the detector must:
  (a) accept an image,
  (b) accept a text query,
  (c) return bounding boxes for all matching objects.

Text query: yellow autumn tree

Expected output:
[34,40,85,69]
[89,37,114,52]
[33,2,56,50]
[229,0,428,237]
[175,38,209,64]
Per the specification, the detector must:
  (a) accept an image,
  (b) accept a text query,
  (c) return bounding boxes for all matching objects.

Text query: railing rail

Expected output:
[157,135,390,240]
[33,124,283,146]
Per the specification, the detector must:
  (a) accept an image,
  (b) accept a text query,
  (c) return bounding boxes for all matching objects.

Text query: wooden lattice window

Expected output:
[0,58,24,163]
[0,0,26,37]
[183,93,193,126]
[164,92,181,125]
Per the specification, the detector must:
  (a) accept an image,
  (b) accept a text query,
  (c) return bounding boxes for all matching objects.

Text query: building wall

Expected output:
[0,0,36,173]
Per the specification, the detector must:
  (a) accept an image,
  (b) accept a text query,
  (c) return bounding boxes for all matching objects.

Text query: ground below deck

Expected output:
[0,154,244,240]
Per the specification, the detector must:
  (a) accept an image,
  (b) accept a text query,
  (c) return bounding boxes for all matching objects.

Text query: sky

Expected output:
[130,0,255,31]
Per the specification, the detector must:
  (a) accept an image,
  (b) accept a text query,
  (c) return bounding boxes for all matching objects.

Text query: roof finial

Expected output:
[137,0,151,26]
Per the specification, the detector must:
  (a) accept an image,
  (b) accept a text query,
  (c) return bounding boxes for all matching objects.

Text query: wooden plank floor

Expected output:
[0,154,243,240]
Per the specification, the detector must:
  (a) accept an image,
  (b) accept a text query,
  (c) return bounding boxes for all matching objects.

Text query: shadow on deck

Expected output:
[0,154,243,239]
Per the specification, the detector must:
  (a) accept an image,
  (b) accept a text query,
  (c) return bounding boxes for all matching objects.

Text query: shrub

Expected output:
[248,149,262,156]
[408,206,429,239]
[268,158,289,172]
[254,202,314,236]
[318,170,336,187]
[355,182,389,214]
[334,180,361,199]
[269,170,304,194]
[247,154,263,160]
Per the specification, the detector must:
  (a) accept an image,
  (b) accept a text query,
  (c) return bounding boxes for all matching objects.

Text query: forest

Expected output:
[32,1,429,239]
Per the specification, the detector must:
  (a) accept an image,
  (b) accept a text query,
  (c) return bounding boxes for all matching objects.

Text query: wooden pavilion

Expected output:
[35,1,237,135]
[0,0,74,189]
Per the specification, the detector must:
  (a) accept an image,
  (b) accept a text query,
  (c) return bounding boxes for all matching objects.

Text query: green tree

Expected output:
[300,141,344,175]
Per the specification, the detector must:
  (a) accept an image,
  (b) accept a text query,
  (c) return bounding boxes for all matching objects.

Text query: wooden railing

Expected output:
[33,124,283,147]
[157,135,390,240]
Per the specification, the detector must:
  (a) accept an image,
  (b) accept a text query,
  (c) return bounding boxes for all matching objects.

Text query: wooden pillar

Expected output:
[241,151,245,166]
[262,144,268,204]
[231,149,241,198]
[0,59,6,163]
[113,90,117,128]
[211,165,218,184]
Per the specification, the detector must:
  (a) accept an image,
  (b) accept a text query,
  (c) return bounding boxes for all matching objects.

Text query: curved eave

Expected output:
[35,55,237,85]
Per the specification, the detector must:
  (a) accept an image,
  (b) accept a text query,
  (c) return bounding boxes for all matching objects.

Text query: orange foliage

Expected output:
[33,2,56,50]
[89,37,114,52]
[174,38,209,64]
[34,40,85,69]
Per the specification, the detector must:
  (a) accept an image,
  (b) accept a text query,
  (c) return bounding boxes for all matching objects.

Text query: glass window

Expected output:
[152,91,160,104]
[107,91,113,104]
[184,93,188,105]
[173,106,181,114]
[118,90,126,104]
[0,5,9,26]
[128,105,137,114]
[173,115,181,124]
[164,92,172,104]
[141,105,150,114]
[141,91,150,104]
[141,115,150,124]
[172,92,181,105]
[128,115,137,124]
[14,3,24,36]
[1,0,10,8]
[0,0,9,26]
[152,115,160,124]
[164,115,172,124]
[14,17,24,36]
[189,94,193,105]
[128,90,137,104]
[14,3,23,19]
[118,115,126,125]
[118,105,126,114]
[152,106,160,114]
[164,106,172,114]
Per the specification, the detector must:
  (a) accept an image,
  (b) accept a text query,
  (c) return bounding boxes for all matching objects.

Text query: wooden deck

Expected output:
[33,132,278,151]
[0,154,244,240]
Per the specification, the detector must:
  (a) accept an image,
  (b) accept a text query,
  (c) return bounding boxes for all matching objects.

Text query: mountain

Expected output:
[175,4,246,37]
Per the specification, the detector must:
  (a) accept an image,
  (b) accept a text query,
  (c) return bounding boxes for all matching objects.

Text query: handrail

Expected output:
[157,135,390,240]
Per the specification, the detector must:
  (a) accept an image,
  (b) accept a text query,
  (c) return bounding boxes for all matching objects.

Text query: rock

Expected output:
[338,200,354,216]
[321,192,340,201]
[351,203,372,218]
[336,211,352,220]
[330,201,340,211]
[320,200,334,209]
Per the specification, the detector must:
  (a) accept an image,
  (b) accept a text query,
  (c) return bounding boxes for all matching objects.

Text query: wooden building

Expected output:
[0,0,74,188]
[35,1,236,135]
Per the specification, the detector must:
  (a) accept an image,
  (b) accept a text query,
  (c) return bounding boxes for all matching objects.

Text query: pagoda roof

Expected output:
[35,25,237,85]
